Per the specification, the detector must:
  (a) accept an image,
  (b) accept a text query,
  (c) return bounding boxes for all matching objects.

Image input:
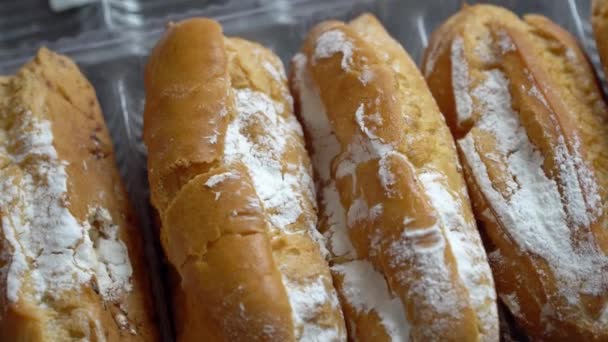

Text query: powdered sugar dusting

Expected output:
[333,260,410,341]
[458,68,608,311]
[313,30,354,70]
[0,112,133,306]
[451,37,473,126]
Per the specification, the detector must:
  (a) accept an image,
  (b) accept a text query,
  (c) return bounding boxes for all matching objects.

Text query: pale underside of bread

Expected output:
[143,18,345,341]
[424,4,608,340]
[0,49,157,341]
[291,13,498,341]
[592,0,608,77]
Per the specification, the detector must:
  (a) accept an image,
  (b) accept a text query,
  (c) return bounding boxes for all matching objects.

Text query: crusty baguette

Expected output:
[143,18,346,341]
[0,48,158,341]
[423,4,608,340]
[593,0,608,77]
[290,13,498,341]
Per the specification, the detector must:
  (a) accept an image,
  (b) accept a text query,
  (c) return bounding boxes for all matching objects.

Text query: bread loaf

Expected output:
[143,18,346,341]
[0,48,158,341]
[424,4,608,340]
[290,13,498,341]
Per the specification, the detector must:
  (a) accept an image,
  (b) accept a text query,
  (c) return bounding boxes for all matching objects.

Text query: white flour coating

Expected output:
[528,84,549,107]
[386,221,464,329]
[0,113,133,305]
[204,171,237,188]
[294,53,414,339]
[87,207,133,302]
[378,151,411,198]
[423,36,443,77]
[496,30,515,54]
[457,68,608,307]
[283,276,343,341]
[293,54,349,260]
[359,68,375,85]
[225,60,342,339]
[297,41,493,338]
[346,197,369,228]
[115,311,137,335]
[514,32,602,226]
[335,133,392,182]
[322,184,355,258]
[600,304,608,324]
[333,260,410,341]
[451,37,473,126]
[553,135,601,227]
[263,61,285,82]
[335,103,393,183]
[565,48,578,64]
[419,171,498,337]
[313,30,354,70]
[501,293,521,318]
[224,88,304,229]
[293,53,341,183]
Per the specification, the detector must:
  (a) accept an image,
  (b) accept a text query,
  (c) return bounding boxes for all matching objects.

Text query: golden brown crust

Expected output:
[0,48,158,341]
[144,18,346,341]
[593,0,608,77]
[292,13,498,341]
[165,164,295,341]
[424,4,608,340]
[144,19,230,213]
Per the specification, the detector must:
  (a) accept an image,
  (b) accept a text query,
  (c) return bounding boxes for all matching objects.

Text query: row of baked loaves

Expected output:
[1,2,608,342]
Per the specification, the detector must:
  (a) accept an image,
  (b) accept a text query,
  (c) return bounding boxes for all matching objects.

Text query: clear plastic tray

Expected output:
[0,1,602,341]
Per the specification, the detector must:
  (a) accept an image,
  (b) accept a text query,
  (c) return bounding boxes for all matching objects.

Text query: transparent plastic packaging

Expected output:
[0,1,602,341]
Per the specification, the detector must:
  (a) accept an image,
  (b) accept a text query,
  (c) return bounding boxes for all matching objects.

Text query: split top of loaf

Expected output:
[424,4,608,340]
[291,13,498,341]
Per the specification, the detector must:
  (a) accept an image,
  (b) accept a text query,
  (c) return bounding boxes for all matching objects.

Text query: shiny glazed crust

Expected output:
[0,49,158,341]
[143,18,346,341]
[291,13,498,341]
[424,4,608,341]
